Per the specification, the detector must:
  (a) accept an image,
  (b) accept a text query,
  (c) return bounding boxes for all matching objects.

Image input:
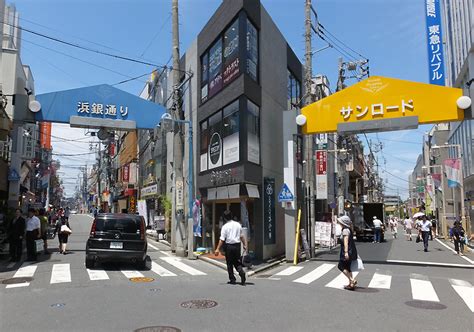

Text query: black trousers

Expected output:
[225,243,245,282]
[9,236,23,261]
[422,231,430,251]
[454,237,464,253]
[26,230,38,260]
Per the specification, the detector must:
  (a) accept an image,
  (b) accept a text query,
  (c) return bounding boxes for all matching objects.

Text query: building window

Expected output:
[200,121,209,172]
[208,38,223,99]
[288,70,301,110]
[201,53,209,103]
[246,18,258,81]
[247,99,260,164]
[223,19,240,86]
[222,100,240,165]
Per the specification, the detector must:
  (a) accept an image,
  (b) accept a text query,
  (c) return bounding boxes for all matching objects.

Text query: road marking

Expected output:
[5,264,37,288]
[435,238,474,264]
[368,272,392,289]
[160,257,206,276]
[325,271,359,289]
[50,264,71,284]
[293,263,335,284]
[274,266,304,276]
[151,261,177,277]
[449,279,474,312]
[86,269,109,281]
[386,259,474,268]
[159,250,173,257]
[410,274,439,302]
[147,243,159,250]
[121,270,145,279]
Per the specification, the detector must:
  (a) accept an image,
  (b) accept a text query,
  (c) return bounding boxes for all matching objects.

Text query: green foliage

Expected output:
[160,195,172,219]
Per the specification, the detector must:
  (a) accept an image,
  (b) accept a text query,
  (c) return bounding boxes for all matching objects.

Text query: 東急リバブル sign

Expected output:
[425,0,445,86]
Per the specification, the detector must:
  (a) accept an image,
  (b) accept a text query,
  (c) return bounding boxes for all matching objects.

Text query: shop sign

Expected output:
[208,39,223,98]
[223,57,240,86]
[425,0,445,86]
[141,184,158,198]
[316,150,328,200]
[176,179,184,210]
[210,168,238,186]
[129,194,136,213]
[208,132,222,168]
[264,177,276,245]
[77,101,129,119]
[122,164,130,182]
[22,124,35,160]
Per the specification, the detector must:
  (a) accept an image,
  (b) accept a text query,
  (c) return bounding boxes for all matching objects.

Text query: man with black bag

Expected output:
[214,211,248,285]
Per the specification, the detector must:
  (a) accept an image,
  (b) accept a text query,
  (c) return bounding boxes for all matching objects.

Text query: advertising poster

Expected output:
[246,18,258,81]
[223,19,240,86]
[208,132,222,169]
[223,132,239,165]
[208,39,223,97]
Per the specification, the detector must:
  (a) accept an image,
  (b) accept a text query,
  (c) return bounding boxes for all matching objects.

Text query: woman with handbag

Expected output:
[54,216,72,255]
[337,215,358,291]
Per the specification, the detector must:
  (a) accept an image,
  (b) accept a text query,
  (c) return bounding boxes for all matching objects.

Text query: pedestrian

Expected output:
[54,216,72,254]
[417,215,432,252]
[38,208,50,255]
[404,216,413,241]
[372,215,383,243]
[25,208,41,261]
[8,209,25,262]
[64,207,70,221]
[214,211,247,285]
[452,221,465,256]
[337,215,358,291]
[390,218,398,239]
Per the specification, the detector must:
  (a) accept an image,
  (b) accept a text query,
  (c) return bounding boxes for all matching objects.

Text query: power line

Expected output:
[318,22,368,60]
[140,13,172,57]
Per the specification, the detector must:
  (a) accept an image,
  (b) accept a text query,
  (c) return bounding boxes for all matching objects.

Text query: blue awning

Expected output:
[35,84,166,130]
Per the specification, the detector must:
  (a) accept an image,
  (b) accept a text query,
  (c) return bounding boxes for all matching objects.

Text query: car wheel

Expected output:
[137,256,151,270]
[85,257,95,269]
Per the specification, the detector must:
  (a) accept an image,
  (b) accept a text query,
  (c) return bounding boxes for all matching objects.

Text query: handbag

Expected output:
[35,239,43,253]
[60,225,72,234]
[350,255,364,272]
[416,234,421,243]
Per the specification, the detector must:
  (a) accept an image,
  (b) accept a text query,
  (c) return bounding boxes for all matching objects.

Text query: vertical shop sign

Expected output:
[316,150,328,199]
[246,18,258,81]
[122,164,130,182]
[39,122,52,149]
[425,0,445,85]
[264,177,276,245]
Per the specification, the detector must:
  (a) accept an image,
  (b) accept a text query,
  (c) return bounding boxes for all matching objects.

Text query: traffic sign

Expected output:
[278,183,294,202]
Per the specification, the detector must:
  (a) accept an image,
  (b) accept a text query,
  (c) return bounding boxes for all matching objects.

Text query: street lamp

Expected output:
[159,113,195,259]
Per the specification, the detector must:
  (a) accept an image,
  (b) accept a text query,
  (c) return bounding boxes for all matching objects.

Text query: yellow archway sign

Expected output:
[301,76,465,134]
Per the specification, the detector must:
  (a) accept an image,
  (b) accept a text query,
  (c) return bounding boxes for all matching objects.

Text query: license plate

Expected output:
[110,242,123,249]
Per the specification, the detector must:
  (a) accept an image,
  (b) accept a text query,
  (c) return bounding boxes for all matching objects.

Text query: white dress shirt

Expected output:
[373,219,383,228]
[420,220,432,232]
[220,220,242,244]
[26,216,41,232]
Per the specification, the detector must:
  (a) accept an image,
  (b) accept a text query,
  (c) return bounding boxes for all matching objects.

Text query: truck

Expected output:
[350,203,385,241]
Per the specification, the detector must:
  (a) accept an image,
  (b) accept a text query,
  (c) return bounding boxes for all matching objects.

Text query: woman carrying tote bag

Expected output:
[54,216,72,255]
[337,215,359,291]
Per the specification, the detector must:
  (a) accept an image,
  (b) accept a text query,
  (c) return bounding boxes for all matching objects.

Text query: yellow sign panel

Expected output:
[301,76,464,134]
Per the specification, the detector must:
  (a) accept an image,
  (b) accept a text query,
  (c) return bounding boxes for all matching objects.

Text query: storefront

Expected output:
[140,183,159,227]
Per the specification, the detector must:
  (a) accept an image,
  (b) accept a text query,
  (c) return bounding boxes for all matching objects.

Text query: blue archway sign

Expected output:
[35,84,166,130]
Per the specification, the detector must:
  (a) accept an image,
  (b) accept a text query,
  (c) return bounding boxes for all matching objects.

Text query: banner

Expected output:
[263,177,276,245]
[316,150,328,199]
[39,122,52,149]
[431,173,442,188]
[192,199,202,237]
[444,158,461,188]
[425,0,445,85]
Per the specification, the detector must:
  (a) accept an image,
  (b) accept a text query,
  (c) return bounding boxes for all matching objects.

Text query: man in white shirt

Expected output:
[25,208,41,261]
[372,216,383,243]
[215,211,248,285]
[418,215,432,252]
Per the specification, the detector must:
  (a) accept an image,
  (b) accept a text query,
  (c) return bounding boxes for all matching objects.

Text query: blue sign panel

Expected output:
[35,84,167,129]
[8,168,20,181]
[425,0,445,86]
[278,183,294,202]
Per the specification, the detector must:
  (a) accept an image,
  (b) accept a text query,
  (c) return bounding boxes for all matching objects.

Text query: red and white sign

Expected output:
[316,150,328,200]
[122,164,130,182]
[316,151,327,175]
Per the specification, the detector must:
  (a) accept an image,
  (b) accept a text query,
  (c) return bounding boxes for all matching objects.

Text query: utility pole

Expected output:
[171,0,185,256]
[303,0,316,258]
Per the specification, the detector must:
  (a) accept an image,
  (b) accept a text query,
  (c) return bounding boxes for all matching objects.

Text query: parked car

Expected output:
[85,213,149,269]
[70,210,77,215]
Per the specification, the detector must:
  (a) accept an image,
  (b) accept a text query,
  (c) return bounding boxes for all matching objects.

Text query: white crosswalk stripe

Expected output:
[325,272,359,289]
[160,257,206,276]
[410,274,439,302]
[51,264,72,284]
[121,270,145,279]
[368,272,392,289]
[449,279,474,312]
[5,264,37,289]
[274,266,303,276]
[87,268,109,281]
[151,261,177,277]
[293,263,335,284]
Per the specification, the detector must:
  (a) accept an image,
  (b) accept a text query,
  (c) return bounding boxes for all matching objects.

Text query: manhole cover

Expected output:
[150,288,161,292]
[354,287,379,293]
[50,303,66,308]
[130,277,155,283]
[180,299,218,309]
[134,327,181,332]
[405,300,447,310]
[254,274,272,279]
[2,277,33,285]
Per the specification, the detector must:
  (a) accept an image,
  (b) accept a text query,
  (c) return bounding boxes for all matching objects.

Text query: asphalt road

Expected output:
[1,215,473,332]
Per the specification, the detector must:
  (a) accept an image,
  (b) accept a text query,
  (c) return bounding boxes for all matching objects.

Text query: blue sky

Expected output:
[10,0,432,197]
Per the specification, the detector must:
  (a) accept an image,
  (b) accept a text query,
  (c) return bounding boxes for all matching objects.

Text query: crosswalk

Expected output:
[262,263,474,312]
[3,256,210,290]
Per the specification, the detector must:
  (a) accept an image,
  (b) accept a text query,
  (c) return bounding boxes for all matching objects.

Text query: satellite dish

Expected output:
[97,128,108,140]
[29,100,41,113]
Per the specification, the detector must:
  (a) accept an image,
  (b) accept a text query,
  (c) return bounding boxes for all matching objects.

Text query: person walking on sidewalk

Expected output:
[25,208,41,261]
[404,216,413,241]
[373,216,383,243]
[8,209,25,262]
[452,221,465,256]
[337,215,358,291]
[38,208,50,255]
[214,211,247,285]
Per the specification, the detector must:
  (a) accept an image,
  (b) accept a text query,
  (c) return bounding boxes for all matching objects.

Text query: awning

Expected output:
[245,184,260,198]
